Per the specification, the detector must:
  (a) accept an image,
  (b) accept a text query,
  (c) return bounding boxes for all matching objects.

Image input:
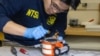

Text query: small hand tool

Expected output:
[11,46,17,56]
[19,48,30,56]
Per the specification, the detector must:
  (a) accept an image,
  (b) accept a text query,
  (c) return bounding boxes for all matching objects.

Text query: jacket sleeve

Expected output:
[56,12,68,37]
[49,11,69,37]
[0,0,23,31]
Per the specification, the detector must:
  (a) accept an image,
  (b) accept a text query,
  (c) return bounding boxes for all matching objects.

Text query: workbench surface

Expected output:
[0,46,67,56]
[1,46,100,56]
[0,46,42,56]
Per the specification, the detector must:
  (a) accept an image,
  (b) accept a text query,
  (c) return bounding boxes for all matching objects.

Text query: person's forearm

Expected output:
[3,21,26,36]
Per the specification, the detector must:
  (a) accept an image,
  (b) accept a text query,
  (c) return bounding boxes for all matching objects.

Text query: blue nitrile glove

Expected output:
[58,36,66,44]
[57,36,63,41]
[24,25,48,40]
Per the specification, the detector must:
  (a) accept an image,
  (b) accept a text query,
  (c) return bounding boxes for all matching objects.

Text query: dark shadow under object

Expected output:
[0,41,2,47]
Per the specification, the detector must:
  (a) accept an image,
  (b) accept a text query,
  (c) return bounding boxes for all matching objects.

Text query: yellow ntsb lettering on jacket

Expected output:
[47,16,56,25]
[26,9,39,19]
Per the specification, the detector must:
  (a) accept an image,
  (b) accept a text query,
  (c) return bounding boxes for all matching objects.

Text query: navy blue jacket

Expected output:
[0,0,68,40]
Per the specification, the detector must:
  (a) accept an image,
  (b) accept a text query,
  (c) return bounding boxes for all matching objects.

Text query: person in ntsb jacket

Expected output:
[0,0,80,46]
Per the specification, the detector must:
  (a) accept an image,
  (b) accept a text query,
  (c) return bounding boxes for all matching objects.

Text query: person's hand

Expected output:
[57,36,66,44]
[24,25,48,40]
[57,36,63,41]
